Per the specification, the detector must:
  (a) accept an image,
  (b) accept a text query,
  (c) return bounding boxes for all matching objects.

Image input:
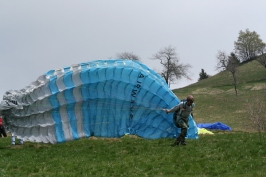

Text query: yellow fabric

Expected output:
[198,128,214,135]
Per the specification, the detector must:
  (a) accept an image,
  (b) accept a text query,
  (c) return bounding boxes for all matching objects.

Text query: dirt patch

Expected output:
[234,110,246,113]
[10,145,24,149]
[106,138,122,142]
[123,135,140,139]
[226,89,237,94]
[192,88,224,95]
[87,135,140,141]
[88,136,100,140]
[244,85,253,89]
[33,144,51,148]
[251,83,266,90]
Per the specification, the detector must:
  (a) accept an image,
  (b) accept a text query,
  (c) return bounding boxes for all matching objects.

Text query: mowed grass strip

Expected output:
[1,133,266,177]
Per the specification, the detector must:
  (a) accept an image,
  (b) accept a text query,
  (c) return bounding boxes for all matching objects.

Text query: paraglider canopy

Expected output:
[197,122,232,131]
[0,59,198,143]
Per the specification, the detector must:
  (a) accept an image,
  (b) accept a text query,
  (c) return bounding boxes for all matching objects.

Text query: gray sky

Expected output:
[1,1,266,97]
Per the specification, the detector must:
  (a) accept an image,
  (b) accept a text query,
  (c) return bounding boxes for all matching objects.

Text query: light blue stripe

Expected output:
[98,68,107,82]
[45,70,55,77]
[80,68,90,84]
[64,89,75,104]
[64,72,74,89]
[106,67,115,80]
[49,94,65,143]
[121,68,132,83]
[63,66,71,73]
[48,76,59,94]
[129,69,139,83]
[96,99,106,137]
[64,88,79,140]
[89,100,97,136]
[114,67,123,80]
[80,85,89,100]
[97,82,105,99]
[81,101,91,137]
[49,94,60,108]
[142,76,154,89]
[51,108,65,143]
[89,68,99,83]
[66,104,79,140]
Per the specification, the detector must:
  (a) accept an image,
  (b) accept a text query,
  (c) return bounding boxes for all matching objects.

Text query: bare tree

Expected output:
[116,52,140,61]
[216,51,239,96]
[151,45,191,87]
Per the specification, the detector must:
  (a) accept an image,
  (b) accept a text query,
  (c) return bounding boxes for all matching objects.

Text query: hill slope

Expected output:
[172,60,266,131]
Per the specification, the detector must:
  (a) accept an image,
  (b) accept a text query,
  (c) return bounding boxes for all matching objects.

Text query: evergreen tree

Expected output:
[198,69,209,81]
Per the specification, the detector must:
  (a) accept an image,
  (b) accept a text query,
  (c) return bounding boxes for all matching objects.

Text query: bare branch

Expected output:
[151,45,191,86]
[216,51,239,96]
[116,52,141,61]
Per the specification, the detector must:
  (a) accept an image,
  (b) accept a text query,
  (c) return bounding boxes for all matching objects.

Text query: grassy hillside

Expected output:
[173,60,266,131]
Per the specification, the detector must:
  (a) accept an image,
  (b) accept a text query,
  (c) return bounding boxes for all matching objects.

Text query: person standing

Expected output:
[0,99,23,144]
[0,116,7,138]
[164,95,195,146]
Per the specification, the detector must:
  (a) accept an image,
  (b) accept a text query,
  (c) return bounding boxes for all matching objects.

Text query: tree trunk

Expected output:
[233,73,238,96]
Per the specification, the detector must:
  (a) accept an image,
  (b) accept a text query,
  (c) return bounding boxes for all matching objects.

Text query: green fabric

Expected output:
[176,128,187,142]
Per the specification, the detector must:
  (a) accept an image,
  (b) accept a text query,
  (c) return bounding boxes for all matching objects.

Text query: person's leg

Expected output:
[11,134,16,145]
[180,128,188,145]
[2,127,7,137]
[174,128,186,145]
[19,138,23,145]
[174,136,181,145]
[3,131,7,137]
[174,118,188,146]
[0,126,3,137]
[179,128,187,142]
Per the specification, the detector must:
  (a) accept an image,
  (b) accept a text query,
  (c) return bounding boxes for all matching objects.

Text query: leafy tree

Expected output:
[216,51,239,96]
[234,29,266,62]
[116,52,140,61]
[151,45,191,87]
[198,69,209,81]
[256,48,266,68]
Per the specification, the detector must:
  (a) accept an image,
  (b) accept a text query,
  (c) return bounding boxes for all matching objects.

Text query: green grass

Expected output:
[0,132,266,176]
[1,133,266,177]
[1,60,266,176]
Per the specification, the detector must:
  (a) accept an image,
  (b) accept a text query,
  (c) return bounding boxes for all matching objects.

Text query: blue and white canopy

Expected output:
[0,59,198,143]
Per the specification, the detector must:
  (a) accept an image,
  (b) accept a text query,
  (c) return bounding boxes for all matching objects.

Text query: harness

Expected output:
[173,100,194,128]
[173,101,187,119]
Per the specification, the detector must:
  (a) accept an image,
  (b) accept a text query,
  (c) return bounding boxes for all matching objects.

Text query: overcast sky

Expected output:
[1,1,266,97]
